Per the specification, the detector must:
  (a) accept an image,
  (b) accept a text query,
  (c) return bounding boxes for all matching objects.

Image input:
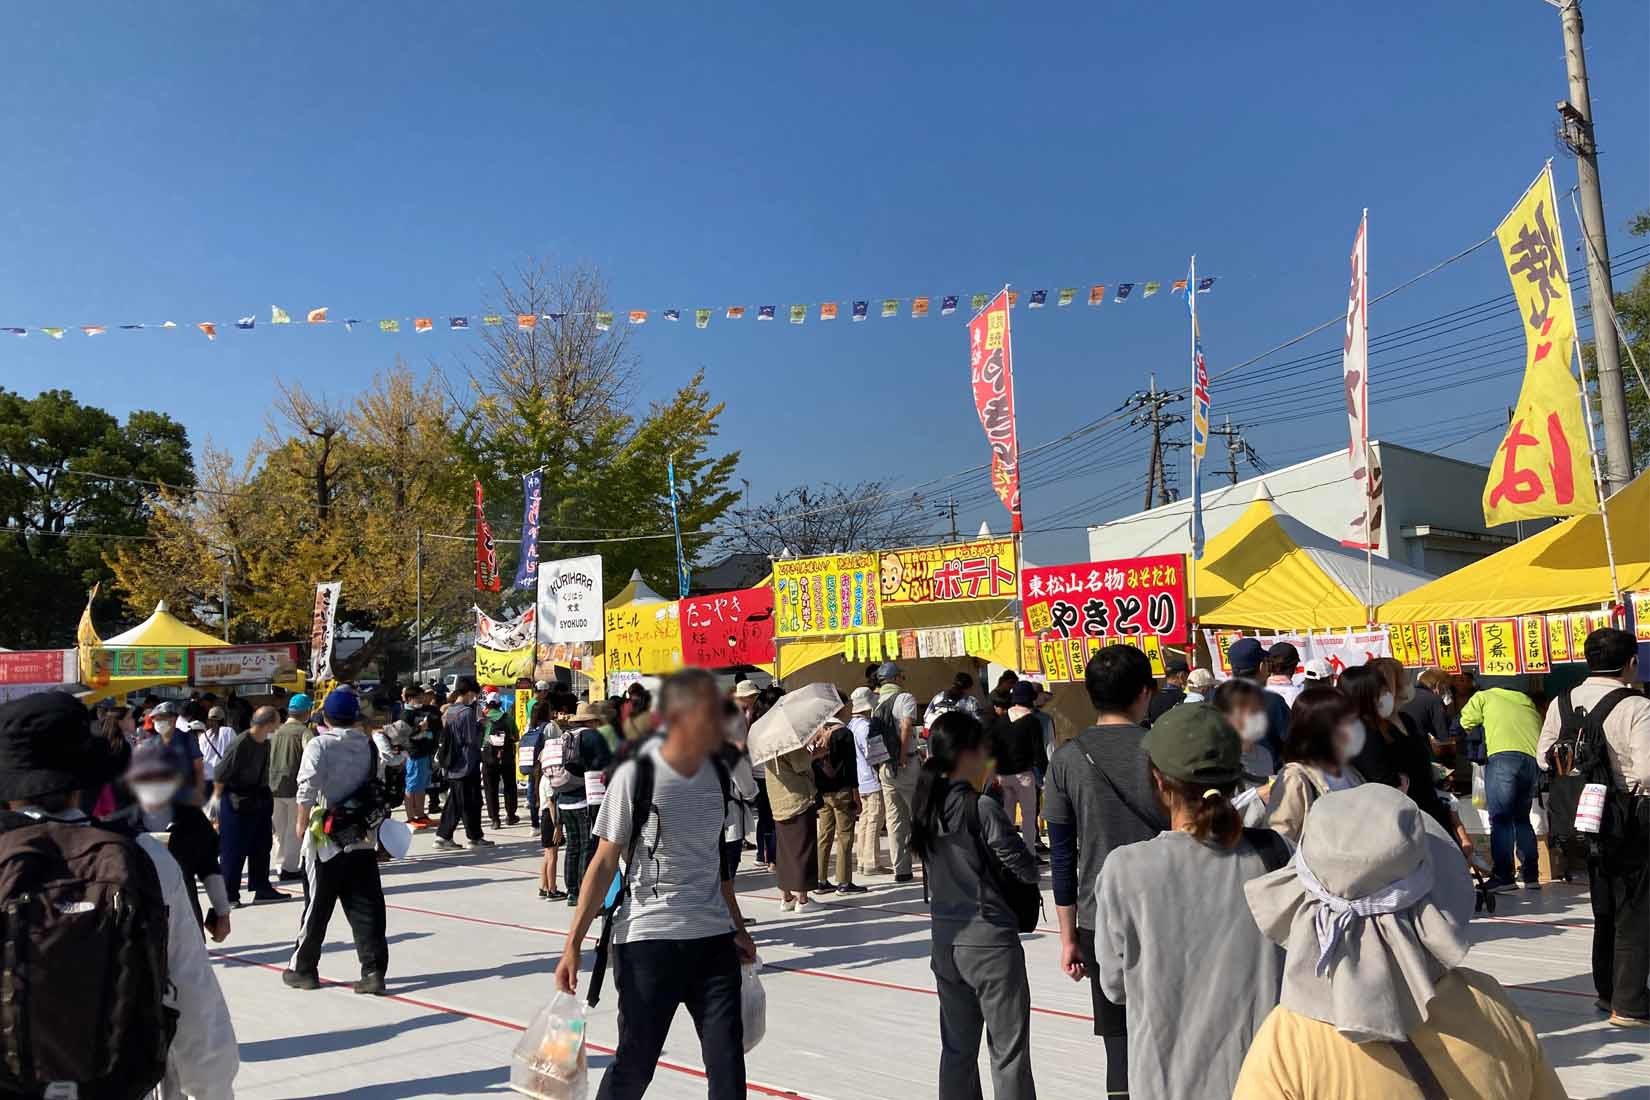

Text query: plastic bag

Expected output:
[510,992,589,1100]
[741,960,767,1053]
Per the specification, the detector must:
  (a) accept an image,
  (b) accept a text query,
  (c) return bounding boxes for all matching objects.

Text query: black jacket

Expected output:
[993,713,1047,777]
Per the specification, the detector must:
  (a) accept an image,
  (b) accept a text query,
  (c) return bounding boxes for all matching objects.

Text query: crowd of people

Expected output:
[0,623,1643,1099]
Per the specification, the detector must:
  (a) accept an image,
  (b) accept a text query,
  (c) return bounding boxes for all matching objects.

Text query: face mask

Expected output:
[1376,692,1396,719]
[152,719,175,736]
[1441,691,1454,708]
[1240,712,1268,744]
[132,779,180,809]
[1338,720,1367,762]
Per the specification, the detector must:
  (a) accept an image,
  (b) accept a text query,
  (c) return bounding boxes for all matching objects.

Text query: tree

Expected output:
[449,260,741,595]
[0,389,193,647]
[717,480,931,559]
[1583,210,1650,477]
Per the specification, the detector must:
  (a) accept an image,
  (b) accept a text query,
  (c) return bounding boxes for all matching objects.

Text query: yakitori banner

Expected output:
[604,602,683,675]
[310,581,342,683]
[1021,554,1188,642]
[191,645,299,686]
[477,606,536,651]
[773,552,880,637]
[878,538,1017,606]
[536,555,604,644]
[680,587,776,668]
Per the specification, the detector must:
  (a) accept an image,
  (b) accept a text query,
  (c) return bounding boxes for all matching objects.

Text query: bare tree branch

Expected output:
[716,480,928,559]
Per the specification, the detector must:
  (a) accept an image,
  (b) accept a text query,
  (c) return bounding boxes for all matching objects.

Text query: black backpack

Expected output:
[1547,687,1635,847]
[869,698,904,766]
[0,814,177,1100]
[961,790,1042,933]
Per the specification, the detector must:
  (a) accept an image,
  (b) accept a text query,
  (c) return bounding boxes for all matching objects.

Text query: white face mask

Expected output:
[1240,712,1268,744]
[151,719,176,736]
[131,779,181,809]
[1376,692,1396,718]
[1338,720,1367,762]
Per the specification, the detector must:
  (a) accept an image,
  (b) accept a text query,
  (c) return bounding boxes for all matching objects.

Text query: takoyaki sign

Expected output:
[878,538,1018,607]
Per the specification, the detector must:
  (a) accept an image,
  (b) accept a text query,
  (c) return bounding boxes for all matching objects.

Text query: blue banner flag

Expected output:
[852,300,868,321]
[1028,289,1047,308]
[667,457,690,598]
[941,295,958,316]
[512,469,543,590]
[1115,283,1135,301]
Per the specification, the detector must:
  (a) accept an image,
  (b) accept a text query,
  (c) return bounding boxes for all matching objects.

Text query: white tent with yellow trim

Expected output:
[1195,486,1434,630]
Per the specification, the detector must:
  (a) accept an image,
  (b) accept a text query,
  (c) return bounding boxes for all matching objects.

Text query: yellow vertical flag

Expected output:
[1483,165,1597,527]
[76,584,102,684]
[1546,614,1572,664]
[1454,621,1478,666]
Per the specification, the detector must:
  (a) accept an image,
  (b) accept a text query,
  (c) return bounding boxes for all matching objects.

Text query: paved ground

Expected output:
[211,825,1645,1100]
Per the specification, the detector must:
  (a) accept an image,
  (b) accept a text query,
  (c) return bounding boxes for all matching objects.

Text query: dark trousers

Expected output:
[526,775,540,830]
[1485,752,1540,884]
[933,940,1036,1100]
[561,805,595,898]
[753,776,776,864]
[1078,926,1128,1098]
[437,771,485,842]
[1588,798,1650,1019]
[218,794,274,902]
[482,761,519,826]
[596,933,744,1100]
[289,848,388,978]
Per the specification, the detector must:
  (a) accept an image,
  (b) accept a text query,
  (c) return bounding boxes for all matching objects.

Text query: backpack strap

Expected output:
[586,754,655,1009]
[1242,827,1292,873]
[1585,687,1636,736]
[1389,1039,1449,1100]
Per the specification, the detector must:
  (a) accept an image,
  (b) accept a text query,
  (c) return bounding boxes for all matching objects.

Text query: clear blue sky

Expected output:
[2,2,1645,564]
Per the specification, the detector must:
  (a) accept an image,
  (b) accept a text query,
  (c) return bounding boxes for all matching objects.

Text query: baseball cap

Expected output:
[534,680,551,692]
[1164,656,1190,676]
[207,705,227,721]
[321,689,360,725]
[150,700,180,718]
[1268,641,1300,669]
[1010,680,1040,707]
[1226,637,1268,673]
[876,662,903,685]
[1303,658,1333,682]
[1141,703,1243,786]
[287,693,314,714]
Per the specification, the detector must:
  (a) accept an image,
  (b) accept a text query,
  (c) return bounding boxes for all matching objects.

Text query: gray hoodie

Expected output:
[923,780,1040,946]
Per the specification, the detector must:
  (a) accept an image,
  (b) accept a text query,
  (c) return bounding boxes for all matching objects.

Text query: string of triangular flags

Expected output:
[0,277,1218,341]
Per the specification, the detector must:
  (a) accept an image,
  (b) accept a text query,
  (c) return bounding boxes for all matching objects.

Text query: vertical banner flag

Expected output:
[536,555,604,644]
[512,469,543,590]
[667,456,691,599]
[309,581,342,683]
[1342,210,1384,549]
[968,290,1024,533]
[473,479,501,593]
[1188,256,1209,560]
[1482,164,1597,526]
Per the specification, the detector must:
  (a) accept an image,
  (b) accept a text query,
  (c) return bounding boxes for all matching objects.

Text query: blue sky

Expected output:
[2,2,1645,563]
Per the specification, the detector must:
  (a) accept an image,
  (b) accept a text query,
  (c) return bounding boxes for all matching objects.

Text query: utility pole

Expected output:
[1125,375,1186,509]
[1554,0,1634,490]
[933,496,961,540]
[1206,416,1263,486]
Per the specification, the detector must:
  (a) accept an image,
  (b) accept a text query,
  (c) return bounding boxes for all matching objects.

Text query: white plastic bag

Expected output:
[510,992,589,1100]
[741,960,767,1053]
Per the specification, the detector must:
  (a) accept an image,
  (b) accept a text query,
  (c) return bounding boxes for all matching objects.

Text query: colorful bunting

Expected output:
[595,311,614,331]
[789,304,806,324]
[1057,288,1075,307]
[236,316,255,330]
[1007,290,1019,308]
[516,313,536,331]
[81,325,105,336]
[482,314,503,326]
[1088,285,1105,306]
[820,302,838,321]
[1197,276,1216,292]
[413,317,433,333]
[726,305,746,320]
[757,305,776,321]
[971,293,988,311]
[344,319,359,331]
[1171,279,1188,294]
[1,327,24,336]
[449,316,468,330]
[41,328,65,339]
[695,309,711,328]
[941,295,958,316]
[1115,283,1135,301]
[881,299,898,318]
[119,324,143,330]
[852,300,868,321]
[271,306,291,325]
[379,319,399,333]
[1028,289,1047,308]
[912,296,930,318]
[307,307,328,324]
[160,321,177,328]
[1143,281,1161,298]
[663,309,680,322]
[629,310,648,325]
[197,322,216,341]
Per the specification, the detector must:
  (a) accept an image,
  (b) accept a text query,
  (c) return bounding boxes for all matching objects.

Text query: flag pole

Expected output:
[1362,209,1375,629]
[1572,338,1623,605]
[1186,257,1200,661]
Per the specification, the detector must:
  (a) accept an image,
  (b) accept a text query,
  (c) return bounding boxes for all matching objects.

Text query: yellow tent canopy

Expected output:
[102,601,229,649]
[1195,490,1433,630]
[1379,469,1650,622]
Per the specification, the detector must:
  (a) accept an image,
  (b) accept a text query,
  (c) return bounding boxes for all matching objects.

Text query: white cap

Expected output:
[484,690,502,704]
[849,686,875,714]
[1303,658,1333,681]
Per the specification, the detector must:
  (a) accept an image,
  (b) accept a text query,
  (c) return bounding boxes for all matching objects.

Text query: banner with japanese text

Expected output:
[536,555,604,644]
[604,601,684,674]
[190,645,300,686]
[1634,591,1650,643]
[878,538,1018,606]
[1477,619,1520,676]
[774,552,880,637]
[1341,210,1384,549]
[1483,165,1596,527]
[477,606,536,651]
[0,650,75,686]
[1205,630,1387,681]
[1021,554,1188,642]
[680,587,776,668]
[309,581,342,683]
[968,290,1024,532]
[475,644,533,684]
[512,469,543,590]
[474,478,501,592]
[1040,635,1168,682]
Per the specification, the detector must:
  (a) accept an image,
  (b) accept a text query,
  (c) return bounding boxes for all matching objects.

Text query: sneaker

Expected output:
[795,899,818,914]
[409,819,433,832]
[566,894,579,908]
[1595,998,1613,1014]
[778,897,796,912]
[837,883,869,895]
[433,838,462,851]
[545,889,568,902]
[353,973,387,996]
[816,882,838,895]
[470,838,497,848]
[894,873,915,884]
[252,889,287,903]
[1608,1013,1649,1029]
[1485,878,1519,894]
[490,822,503,832]
[1519,879,1541,891]
[538,888,550,899]
[282,969,321,991]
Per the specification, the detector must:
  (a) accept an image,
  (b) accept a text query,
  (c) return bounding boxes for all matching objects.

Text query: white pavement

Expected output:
[213,825,1645,1099]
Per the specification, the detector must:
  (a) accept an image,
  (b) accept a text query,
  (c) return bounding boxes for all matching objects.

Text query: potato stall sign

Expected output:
[1020,554,1188,642]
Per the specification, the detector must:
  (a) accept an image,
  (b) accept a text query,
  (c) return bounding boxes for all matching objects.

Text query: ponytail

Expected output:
[910,710,988,859]
[1153,766,1243,848]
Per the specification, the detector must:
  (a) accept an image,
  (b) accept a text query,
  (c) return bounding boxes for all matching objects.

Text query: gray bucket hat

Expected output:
[1243,783,1474,1043]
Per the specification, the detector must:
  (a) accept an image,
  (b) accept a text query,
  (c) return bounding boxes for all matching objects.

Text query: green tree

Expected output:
[1583,210,1650,476]
[450,261,741,596]
[0,388,193,647]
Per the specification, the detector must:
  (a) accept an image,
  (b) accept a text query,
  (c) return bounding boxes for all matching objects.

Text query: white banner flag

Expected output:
[309,581,342,683]
[1341,211,1383,549]
[536,555,604,645]
[1204,628,1391,682]
[476,605,536,651]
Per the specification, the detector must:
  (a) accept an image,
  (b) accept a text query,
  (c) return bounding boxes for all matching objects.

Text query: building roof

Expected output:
[689,551,770,594]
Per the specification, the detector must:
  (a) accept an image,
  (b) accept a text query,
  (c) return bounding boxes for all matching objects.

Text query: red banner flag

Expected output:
[968,290,1023,532]
[474,479,500,592]
[679,586,776,668]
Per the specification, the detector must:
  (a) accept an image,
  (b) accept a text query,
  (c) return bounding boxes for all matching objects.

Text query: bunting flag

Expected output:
[413,317,433,333]
[971,293,988,311]
[789,304,806,324]
[513,469,543,591]
[307,307,328,324]
[1172,279,1188,294]
[271,306,290,325]
[1197,277,1216,292]
[852,300,868,321]
[912,296,930,318]
[449,316,469,330]
[344,318,359,331]
[881,299,898,318]
[474,478,501,593]
[118,324,143,330]
[1,328,24,336]
[1189,256,1210,561]
[81,325,105,337]
[41,328,65,339]
[629,310,648,325]
[517,313,537,331]
[1088,285,1105,306]
[1115,283,1135,301]
[726,305,746,320]
[379,319,399,333]
[663,309,681,322]
[941,295,959,316]
[236,317,255,329]
[695,309,711,328]
[160,321,177,328]
[1057,288,1075,307]
[1007,290,1019,308]
[667,457,691,599]
[483,314,503,326]
[820,301,839,321]
[757,305,775,321]
[198,322,217,341]
[596,311,614,331]
[1143,281,1162,298]
[1028,289,1047,308]
[968,289,1023,533]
